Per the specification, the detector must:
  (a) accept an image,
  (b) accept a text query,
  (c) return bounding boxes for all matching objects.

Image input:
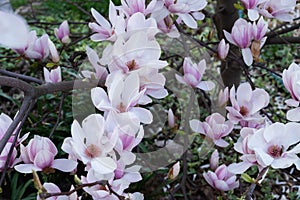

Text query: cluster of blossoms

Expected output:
[241,0,297,21]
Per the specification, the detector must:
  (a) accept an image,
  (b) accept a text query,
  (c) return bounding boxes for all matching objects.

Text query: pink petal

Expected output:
[242,48,253,66]
[52,159,77,172]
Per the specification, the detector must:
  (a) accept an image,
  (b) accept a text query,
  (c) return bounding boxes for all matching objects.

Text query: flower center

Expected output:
[266,6,273,14]
[268,145,282,158]
[85,144,101,158]
[239,106,248,116]
[126,59,138,71]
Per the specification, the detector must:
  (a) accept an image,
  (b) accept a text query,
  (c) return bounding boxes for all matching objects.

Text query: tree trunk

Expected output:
[213,0,242,87]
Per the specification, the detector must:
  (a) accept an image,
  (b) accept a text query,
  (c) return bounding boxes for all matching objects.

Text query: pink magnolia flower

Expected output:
[210,150,219,171]
[37,183,77,200]
[224,18,254,66]
[107,32,167,73]
[282,62,300,121]
[156,15,179,38]
[0,113,28,171]
[259,0,296,22]
[44,66,62,83]
[203,164,239,191]
[248,122,300,170]
[226,82,269,124]
[228,127,260,174]
[217,87,229,107]
[62,114,118,177]
[241,0,267,21]
[218,39,229,60]
[89,2,126,42]
[114,125,144,165]
[190,113,233,147]
[24,34,50,60]
[175,58,215,91]
[82,46,108,81]
[54,20,71,44]
[91,73,153,125]
[15,135,77,173]
[163,0,207,29]
[0,11,29,49]
[119,0,158,17]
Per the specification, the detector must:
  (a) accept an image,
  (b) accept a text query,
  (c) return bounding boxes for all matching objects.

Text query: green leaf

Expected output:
[241,173,255,183]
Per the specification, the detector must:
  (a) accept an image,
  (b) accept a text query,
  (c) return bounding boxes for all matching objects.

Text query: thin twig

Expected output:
[49,93,66,138]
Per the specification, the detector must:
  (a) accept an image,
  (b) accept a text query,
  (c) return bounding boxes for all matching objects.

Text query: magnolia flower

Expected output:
[241,0,267,21]
[167,161,180,179]
[190,113,233,147]
[44,67,62,83]
[114,125,144,165]
[108,32,167,73]
[218,39,229,60]
[228,127,259,174]
[217,87,229,107]
[156,16,180,38]
[24,34,50,60]
[120,0,158,17]
[37,183,77,200]
[248,122,300,170]
[259,0,296,22]
[62,114,118,176]
[210,150,219,171]
[15,135,77,173]
[251,17,268,61]
[175,58,215,91]
[83,46,108,81]
[226,82,269,124]
[89,2,126,42]
[203,164,239,191]
[282,62,300,121]
[91,73,153,125]
[54,20,71,44]
[0,11,29,49]
[163,0,207,29]
[224,18,254,66]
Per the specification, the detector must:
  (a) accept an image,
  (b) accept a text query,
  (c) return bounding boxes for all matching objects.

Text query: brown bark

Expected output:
[213,0,242,87]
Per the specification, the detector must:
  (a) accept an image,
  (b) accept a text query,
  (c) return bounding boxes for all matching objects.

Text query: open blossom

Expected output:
[89,2,126,42]
[162,0,207,29]
[259,0,296,22]
[15,135,77,173]
[218,39,229,60]
[92,72,153,126]
[226,82,269,124]
[82,46,108,81]
[203,164,239,191]
[119,0,159,17]
[0,113,28,171]
[248,122,300,170]
[106,31,167,73]
[224,18,254,66]
[228,127,260,174]
[62,114,118,177]
[175,58,215,91]
[0,11,29,49]
[241,0,267,21]
[44,66,62,83]
[54,20,71,44]
[190,113,233,147]
[282,62,300,121]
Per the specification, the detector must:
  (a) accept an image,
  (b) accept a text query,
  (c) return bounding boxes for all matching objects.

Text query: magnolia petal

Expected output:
[91,157,117,174]
[227,162,253,174]
[14,164,41,173]
[242,48,253,66]
[52,159,77,172]
[248,9,259,21]
[287,107,300,122]
[0,11,29,49]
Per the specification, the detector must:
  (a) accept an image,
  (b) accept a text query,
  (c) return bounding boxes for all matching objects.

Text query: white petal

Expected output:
[242,48,253,66]
[287,107,300,122]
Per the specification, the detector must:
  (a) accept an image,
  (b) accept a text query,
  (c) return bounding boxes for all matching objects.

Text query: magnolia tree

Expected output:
[0,0,300,199]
